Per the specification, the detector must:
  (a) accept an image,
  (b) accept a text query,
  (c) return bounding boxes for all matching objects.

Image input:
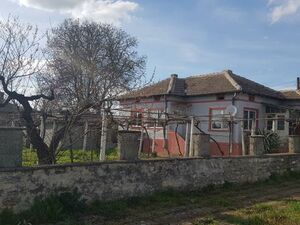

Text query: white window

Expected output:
[146,110,161,127]
[266,114,275,131]
[243,109,257,130]
[131,111,142,126]
[210,109,228,130]
[277,115,285,131]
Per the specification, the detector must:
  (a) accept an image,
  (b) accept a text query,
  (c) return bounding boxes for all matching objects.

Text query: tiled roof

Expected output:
[184,72,237,96]
[229,73,285,99]
[119,78,171,99]
[280,90,300,100]
[119,70,286,100]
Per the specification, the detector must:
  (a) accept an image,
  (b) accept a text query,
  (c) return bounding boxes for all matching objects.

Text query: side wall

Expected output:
[1,154,300,212]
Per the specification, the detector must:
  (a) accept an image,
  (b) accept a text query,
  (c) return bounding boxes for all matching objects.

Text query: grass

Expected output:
[1,170,300,225]
[22,148,119,166]
[22,148,158,166]
[195,199,300,225]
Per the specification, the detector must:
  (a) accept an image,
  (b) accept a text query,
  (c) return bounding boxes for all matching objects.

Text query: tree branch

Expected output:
[26,89,54,101]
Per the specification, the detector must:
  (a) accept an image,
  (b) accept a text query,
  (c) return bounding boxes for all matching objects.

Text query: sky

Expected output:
[2,0,300,90]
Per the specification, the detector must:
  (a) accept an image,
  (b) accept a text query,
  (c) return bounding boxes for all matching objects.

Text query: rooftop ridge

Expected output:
[224,70,242,91]
[185,71,225,79]
[280,89,297,92]
[230,73,280,93]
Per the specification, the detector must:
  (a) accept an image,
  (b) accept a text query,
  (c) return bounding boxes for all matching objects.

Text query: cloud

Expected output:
[18,0,139,25]
[268,0,300,23]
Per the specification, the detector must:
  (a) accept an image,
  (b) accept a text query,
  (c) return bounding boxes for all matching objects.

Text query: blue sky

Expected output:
[2,0,300,89]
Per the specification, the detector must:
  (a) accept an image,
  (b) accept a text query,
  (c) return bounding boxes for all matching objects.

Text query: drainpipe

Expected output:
[230,92,238,154]
[163,94,168,154]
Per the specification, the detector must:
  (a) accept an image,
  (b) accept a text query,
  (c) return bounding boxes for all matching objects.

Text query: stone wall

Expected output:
[1,154,300,212]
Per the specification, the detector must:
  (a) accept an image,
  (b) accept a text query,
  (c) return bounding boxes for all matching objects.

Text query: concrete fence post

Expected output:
[118,130,141,161]
[192,133,210,157]
[249,135,264,156]
[0,127,23,168]
[289,135,300,153]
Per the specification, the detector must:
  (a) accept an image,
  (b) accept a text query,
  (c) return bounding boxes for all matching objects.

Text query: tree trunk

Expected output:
[22,109,53,165]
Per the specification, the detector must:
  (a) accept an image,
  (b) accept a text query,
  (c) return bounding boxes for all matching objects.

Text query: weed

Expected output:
[21,188,86,224]
[0,208,19,225]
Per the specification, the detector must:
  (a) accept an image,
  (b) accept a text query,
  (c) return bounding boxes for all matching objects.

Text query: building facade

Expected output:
[118,70,300,156]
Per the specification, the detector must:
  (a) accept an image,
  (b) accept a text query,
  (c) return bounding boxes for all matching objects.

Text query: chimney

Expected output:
[297,77,300,90]
[167,74,178,94]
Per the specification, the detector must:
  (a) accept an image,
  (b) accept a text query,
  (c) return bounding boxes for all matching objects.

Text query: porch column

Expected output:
[82,120,88,151]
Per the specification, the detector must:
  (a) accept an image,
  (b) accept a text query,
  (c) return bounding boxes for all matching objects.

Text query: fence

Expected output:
[0,108,300,167]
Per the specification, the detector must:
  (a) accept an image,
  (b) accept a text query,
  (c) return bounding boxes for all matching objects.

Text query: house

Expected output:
[118,70,300,156]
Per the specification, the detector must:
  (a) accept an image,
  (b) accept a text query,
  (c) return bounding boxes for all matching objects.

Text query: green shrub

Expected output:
[256,129,280,153]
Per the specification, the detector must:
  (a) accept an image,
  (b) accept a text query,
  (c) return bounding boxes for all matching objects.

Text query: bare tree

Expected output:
[0,16,56,164]
[38,19,147,161]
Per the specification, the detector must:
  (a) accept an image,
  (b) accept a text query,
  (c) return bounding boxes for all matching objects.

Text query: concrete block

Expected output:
[0,127,23,168]
[118,130,140,161]
[192,133,210,157]
[289,135,300,153]
[249,135,264,156]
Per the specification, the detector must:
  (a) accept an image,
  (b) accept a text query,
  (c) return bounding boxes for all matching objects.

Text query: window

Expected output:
[216,94,225,100]
[210,109,228,130]
[243,109,257,130]
[249,95,255,102]
[154,96,161,101]
[277,115,285,130]
[266,114,275,131]
[146,110,161,127]
[131,111,142,126]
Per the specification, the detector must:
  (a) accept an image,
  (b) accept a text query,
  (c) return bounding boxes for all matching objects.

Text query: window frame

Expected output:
[131,109,143,127]
[209,107,229,131]
[243,108,259,131]
[277,114,285,131]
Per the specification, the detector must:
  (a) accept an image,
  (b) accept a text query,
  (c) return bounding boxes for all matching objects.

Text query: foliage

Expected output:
[0,16,148,165]
[256,129,281,153]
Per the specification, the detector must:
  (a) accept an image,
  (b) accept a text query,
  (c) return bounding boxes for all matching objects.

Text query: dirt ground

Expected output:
[79,179,300,225]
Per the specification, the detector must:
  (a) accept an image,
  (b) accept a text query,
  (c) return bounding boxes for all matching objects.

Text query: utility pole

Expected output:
[99,107,107,161]
[189,117,194,157]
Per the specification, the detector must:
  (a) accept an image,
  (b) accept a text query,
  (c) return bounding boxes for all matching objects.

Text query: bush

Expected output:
[256,129,280,153]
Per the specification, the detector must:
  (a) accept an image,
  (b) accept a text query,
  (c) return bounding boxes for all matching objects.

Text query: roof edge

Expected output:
[223,70,242,91]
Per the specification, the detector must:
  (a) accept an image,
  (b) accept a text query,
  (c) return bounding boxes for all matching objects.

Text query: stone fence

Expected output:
[1,153,300,212]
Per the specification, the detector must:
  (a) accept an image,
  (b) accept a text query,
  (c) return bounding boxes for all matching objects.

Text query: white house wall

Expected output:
[120,92,294,148]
